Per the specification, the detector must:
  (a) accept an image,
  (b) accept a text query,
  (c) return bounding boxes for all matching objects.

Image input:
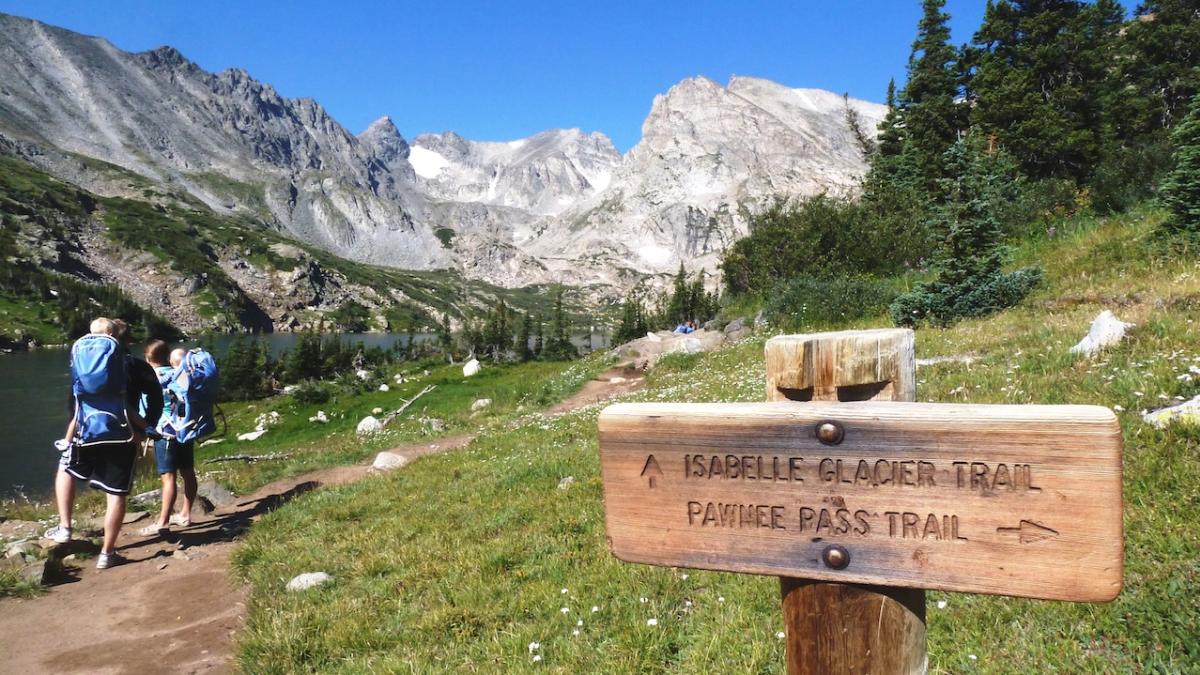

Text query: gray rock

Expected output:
[723,318,747,334]
[19,560,47,585]
[371,452,408,472]
[471,398,492,412]
[4,540,36,559]
[122,511,150,525]
[287,571,333,591]
[357,416,383,436]
[197,481,237,509]
[557,476,576,490]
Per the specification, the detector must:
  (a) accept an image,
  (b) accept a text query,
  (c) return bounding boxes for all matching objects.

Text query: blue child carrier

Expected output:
[71,333,132,447]
[163,348,220,443]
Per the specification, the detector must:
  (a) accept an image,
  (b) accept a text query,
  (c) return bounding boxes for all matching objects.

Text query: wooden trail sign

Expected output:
[598,400,1123,602]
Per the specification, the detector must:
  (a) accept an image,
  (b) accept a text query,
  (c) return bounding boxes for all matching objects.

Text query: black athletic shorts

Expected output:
[64,442,137,495]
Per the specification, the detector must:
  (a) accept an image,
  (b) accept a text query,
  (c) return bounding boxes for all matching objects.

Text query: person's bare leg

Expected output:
[55,469,75,529]
[179,467,197,525]
[156,471,176,529]
[101,493,125,554]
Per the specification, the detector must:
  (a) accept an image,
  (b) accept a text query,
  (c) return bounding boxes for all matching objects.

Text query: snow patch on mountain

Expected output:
[408,146,450,179]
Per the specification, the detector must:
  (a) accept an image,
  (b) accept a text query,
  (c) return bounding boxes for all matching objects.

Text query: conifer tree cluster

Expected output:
[1161,92,1200,238]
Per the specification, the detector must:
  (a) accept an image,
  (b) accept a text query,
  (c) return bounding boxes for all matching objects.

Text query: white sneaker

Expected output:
[43,525,72,544]
[169,513,191,526]
[96,552,125,569]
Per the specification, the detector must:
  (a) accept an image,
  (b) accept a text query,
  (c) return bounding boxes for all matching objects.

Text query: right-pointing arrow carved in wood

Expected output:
[996,520,1059,544]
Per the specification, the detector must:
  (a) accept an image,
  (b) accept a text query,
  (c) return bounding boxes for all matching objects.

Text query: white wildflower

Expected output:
[532,654,542,663]
[776,631,786,639]
[968,654,977,661]
[561,588,568,594]
[639,597,647,603]
[647,618,658,626]
[591,606,599,613]
[718,596,725,603]
[560,607,569,614]
[936,600,947,609]
[528,642,540,653]
[572,629,580,636]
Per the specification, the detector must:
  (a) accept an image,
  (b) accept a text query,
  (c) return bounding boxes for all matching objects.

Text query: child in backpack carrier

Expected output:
[57,317,117,452]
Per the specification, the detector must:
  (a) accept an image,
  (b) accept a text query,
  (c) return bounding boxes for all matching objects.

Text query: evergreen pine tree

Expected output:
[891,136,1042,326]
[532,314,544,358]
[877,78,905,158]
[1161,93,1200,237]
[969,0,1124,182]
[614,293,648,344]
[1115,0,1200,141]
[437,313,453,362]
[665,263,689,325]
[900,0,964,189]
[517,311,534,361]
[541,287,578,360]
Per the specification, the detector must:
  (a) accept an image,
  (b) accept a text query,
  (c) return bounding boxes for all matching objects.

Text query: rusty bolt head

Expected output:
[822,544,850,570]
[816,421,844,445]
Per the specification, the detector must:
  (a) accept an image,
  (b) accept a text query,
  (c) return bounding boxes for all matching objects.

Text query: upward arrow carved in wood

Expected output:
[640,454,663,488]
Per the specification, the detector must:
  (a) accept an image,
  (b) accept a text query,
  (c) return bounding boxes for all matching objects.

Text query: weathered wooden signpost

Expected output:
[598,328,1123,674]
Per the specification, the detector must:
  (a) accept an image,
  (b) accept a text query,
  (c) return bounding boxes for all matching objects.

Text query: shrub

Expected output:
[764,276,900,330]
[1161,93,1200,238]
[292,382,331,404]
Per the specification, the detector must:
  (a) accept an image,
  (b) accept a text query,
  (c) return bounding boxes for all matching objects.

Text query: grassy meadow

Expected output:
[229,209,1199,672]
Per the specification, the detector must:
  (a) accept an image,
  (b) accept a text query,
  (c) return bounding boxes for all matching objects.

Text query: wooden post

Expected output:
[766,329,927,675]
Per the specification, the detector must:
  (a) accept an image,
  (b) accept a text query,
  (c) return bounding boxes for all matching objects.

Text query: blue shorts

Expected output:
[154,438,195,475]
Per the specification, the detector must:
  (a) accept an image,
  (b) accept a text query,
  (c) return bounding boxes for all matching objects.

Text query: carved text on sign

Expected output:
[598,401,1124,602]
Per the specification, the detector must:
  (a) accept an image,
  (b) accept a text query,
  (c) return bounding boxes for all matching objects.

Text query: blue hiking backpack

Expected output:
[71,333,133,447]
[163,348,220,443]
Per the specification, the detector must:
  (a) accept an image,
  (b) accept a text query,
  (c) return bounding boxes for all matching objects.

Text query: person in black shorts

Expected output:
[53,319,163,569]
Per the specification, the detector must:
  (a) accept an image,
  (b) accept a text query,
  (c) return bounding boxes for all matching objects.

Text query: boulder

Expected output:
[371,451,409,472]
[702,319,720,331]
[197,481,238,509]
[421,417,446,433]
[463,359,481,377]
[1143,395,1200,429]
[238,429,268,442]
[122,511,149,525]
[355,369,371,381]
[287,571,333,591]
[1070,310,1134,357]
[613,329,728,370]
[356,416,383,436]
[471,398,492,412]
[678,337,702,354]
[378,384,390,392]
[4,540,36,559]
[19,560,47,585]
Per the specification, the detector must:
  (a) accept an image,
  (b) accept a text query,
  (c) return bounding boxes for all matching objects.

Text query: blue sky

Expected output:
[0,1,990,151]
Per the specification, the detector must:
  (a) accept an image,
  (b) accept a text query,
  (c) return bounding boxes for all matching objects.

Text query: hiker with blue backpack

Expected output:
[132,342,196,535]
[44,318,164,570]
[138,344,221,535]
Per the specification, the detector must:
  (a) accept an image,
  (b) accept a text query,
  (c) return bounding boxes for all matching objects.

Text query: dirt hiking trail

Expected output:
[0,368,642,674]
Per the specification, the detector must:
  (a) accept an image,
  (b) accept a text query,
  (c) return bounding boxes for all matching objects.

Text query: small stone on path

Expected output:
[122,511,149,525]
[371,452,408,472]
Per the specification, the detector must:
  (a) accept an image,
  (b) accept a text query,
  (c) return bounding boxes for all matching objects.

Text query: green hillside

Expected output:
[229,209,1198,672]
[0,153,597,345]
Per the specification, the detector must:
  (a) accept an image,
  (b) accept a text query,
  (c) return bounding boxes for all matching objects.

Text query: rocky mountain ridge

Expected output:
[0,12,882,294]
